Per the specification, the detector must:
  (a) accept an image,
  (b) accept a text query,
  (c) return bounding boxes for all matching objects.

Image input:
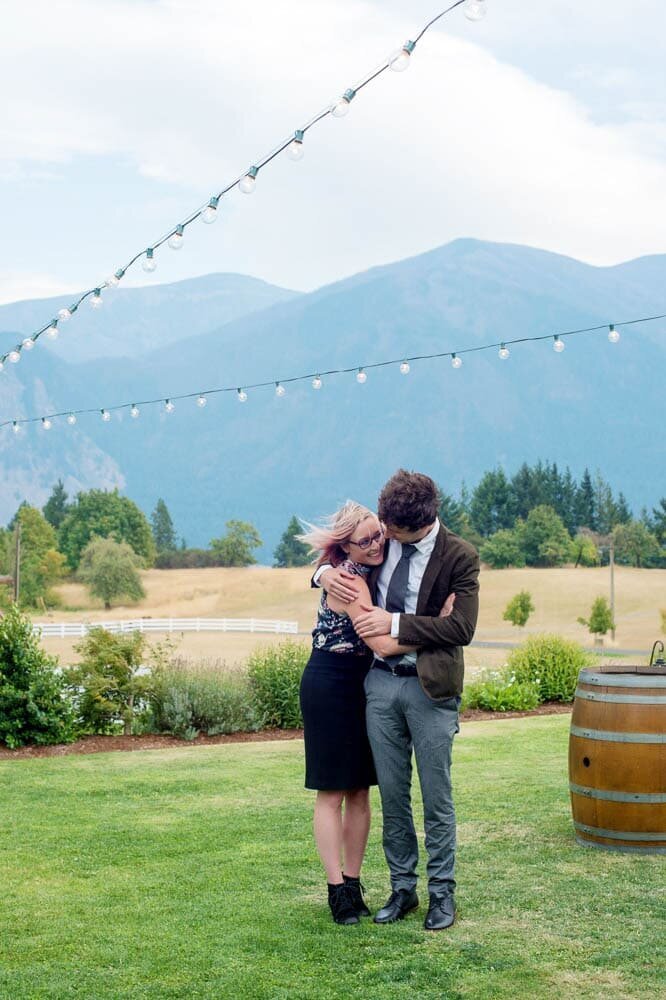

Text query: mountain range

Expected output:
[1,239,664,561]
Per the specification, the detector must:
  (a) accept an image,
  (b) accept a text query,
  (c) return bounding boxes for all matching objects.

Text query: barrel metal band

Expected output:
[574,821,666,842]
[578,671,666,689]
[575,836,666,855]
[569,783,666,803]
[575,688,666,704]
[570,725,665,744]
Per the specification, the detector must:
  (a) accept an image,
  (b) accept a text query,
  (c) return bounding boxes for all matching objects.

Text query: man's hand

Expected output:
[439,593,456,618]
[320,567,361,603]
[353,604,392,638]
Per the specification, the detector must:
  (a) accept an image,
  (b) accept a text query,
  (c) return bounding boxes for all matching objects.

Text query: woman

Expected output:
[299,501,423,926]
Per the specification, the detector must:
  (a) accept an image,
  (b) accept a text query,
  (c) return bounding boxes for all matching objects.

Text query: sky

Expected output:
[1,0,665,304]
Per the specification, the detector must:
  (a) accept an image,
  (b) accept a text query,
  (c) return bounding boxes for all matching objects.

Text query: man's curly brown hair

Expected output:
[378,469,439,531]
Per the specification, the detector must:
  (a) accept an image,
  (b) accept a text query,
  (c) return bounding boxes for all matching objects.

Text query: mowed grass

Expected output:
[1,716,663,1000]
[36,565,664,668]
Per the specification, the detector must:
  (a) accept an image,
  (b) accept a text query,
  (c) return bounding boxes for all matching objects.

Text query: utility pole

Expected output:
[609,536,615,642]
[13,522,21,604]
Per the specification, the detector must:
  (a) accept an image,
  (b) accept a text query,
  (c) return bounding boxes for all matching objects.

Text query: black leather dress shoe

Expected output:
[424,893,456,931]
[373,888,419,924]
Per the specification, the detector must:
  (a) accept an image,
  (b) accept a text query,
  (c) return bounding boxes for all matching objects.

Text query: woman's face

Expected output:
[343,515,385,566]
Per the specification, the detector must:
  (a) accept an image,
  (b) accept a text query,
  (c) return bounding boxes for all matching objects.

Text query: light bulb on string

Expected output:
[8,350,20,363]
[58,307,72,322]
[553,336,565,353]
[101,409,111,422]
[239,167,259,194]
[107,268,125,287]
[168,225,184,250]
[287,130,304,160]
[22,338,35,351]
[91,289,103,309]
[608,325,620,343]
[499,343,510,360]
[464,0,487,21]
[451,353,463,369]
[275,382,286,397]
[165,399,175,413]
[0,361,3,372]
[388,40,415,72]
[312,375,322,390]
[12,421,20,434]
[142,248,157,272]
[67,413,77,426]
[201,197,219,224]
[332,89,356,117]
[130,404,140,419]
[356,368,367,384]
[46,321,58,340]
[399,361,410,374]
[237,388,248,403]
[196,394,207,408]
[42,417,52,431]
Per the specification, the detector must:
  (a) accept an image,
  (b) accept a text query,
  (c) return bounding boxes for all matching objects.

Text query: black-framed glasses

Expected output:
[348,527,385,550]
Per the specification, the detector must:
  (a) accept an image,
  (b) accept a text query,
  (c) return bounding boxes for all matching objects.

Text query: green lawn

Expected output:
[1,717,663,1000]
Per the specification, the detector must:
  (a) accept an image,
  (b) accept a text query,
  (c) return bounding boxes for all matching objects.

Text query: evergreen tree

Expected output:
[560,467,579,535]
[510,463,537,521]
[42,479,70,530]
[614,492,632,526]
[150,499,177,554]
[273,516,311,568]
[437,491,466,535]
[575,468,596,531]
[470,469,515,538]
[652,498,666,545]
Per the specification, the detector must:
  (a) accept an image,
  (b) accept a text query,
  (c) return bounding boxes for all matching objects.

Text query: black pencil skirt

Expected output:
[300,649,377,791]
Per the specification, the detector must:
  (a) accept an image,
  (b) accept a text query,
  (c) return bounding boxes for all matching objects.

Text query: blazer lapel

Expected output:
[416,525,448,614]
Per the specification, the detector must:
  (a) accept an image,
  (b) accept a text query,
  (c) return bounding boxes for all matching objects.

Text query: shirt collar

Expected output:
[390,519,440,555]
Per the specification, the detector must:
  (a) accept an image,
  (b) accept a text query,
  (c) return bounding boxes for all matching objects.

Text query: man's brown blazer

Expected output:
[369,525,480,701]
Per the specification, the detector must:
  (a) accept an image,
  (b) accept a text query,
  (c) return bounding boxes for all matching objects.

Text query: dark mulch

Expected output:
[0,705,572,760]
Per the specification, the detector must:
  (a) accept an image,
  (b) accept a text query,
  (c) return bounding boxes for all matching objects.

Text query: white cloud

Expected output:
[0,0,665,295]
[0,272,72,306]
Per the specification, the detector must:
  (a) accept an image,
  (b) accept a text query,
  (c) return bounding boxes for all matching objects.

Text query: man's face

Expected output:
[383,522,434,544]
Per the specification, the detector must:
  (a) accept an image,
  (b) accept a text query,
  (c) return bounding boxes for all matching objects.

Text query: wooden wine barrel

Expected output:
[569,666,666,853]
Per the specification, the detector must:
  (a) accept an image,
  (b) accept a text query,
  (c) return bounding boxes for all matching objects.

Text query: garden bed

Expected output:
[0,703,572,758]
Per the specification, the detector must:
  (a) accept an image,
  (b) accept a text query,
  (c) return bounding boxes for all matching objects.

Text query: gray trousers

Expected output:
[365,666,460,896]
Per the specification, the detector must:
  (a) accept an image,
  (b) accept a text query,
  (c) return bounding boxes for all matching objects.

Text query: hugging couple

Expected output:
[299,469,480,931]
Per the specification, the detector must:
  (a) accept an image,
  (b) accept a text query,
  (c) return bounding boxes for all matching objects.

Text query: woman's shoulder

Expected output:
[340,559,370,579]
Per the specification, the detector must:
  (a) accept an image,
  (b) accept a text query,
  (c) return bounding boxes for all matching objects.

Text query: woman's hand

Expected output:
[319,567,361,603]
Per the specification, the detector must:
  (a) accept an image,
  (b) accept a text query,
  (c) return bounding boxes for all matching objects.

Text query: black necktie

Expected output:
[385,543,417,613]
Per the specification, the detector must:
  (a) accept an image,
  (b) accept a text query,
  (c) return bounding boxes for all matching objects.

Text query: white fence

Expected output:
[35,618,299,638]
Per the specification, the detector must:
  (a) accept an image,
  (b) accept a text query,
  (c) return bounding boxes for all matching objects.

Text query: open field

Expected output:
[0,716,663,1000]
[33,565,664,668]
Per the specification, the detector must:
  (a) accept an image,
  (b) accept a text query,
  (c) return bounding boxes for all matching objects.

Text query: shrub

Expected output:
[68,628,152,735]
[0,604,75,748]
[506,633,593,703]
[78,536,145,609]
[462,670,541,712]
[503,590,535,628]
[578,596,614,638]
[149,658,260,740]
[247,640,309,728]
[479,529,526,568]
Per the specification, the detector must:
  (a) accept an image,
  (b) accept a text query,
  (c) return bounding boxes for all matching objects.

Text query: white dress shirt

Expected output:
[377,519,440,664]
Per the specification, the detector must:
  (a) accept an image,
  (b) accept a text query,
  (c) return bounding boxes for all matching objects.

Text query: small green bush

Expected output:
[68,628,151,736]
[506,633,594,703]
[462,670,541,712]
[149,658,260,740]
[0,604,75,748]
[247,640,308,729]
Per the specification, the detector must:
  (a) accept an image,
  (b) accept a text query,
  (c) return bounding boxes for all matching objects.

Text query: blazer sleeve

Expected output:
[397,548,480,648]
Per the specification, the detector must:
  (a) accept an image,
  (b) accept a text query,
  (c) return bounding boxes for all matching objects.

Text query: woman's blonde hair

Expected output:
[298,501,375,568]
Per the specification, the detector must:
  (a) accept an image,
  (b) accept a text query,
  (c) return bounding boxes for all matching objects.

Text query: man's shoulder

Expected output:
[440,527,479,564]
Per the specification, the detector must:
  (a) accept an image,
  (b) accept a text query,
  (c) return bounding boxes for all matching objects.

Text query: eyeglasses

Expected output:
[348,527,385,550]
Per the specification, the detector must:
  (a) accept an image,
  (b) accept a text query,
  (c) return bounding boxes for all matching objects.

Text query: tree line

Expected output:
[1,461,664,611]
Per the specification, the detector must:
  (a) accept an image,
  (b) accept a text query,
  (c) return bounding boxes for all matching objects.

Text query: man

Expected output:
[318,469,480,931]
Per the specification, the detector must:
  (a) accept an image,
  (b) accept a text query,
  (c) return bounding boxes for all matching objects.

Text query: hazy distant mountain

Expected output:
[1,239,664,559]
[0,272,299,363]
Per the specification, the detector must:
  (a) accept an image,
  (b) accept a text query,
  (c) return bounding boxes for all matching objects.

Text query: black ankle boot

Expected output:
[328,883,360,925]
[343,874,371,917]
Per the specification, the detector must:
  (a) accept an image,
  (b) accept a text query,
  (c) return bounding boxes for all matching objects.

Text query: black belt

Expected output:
[372,658,418,678]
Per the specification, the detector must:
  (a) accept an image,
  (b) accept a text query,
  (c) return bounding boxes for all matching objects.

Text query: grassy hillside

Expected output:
[33,565,664,669]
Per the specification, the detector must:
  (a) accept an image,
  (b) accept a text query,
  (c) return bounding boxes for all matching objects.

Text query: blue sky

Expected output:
[1,0,665,304]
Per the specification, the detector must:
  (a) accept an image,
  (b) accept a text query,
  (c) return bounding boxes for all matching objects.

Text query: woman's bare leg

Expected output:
[313,790,345,883]
[342,788,371,878]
